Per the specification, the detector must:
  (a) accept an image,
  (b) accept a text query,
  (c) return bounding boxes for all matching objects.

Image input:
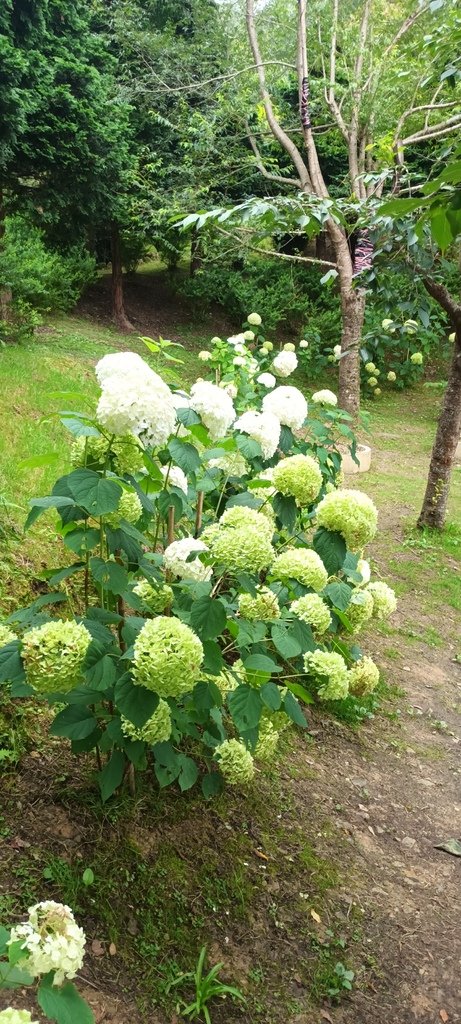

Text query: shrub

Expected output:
[0,216,96,312]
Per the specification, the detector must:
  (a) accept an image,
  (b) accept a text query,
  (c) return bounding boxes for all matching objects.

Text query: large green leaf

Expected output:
[26,494,76,530]
[167,437,201,474]
[271,623,302,660]
[273,493,297,531]
[283,690,308,727]
[84,641,117,690]
[260,681,282,710]
[98,750,126,802]
[323,581,352,611]
[38,978,95,1024]
[114,674,159,727]
[313,528,346,575]
[67,469,122,516]
[89,557,129,596]
[0,961,34,987]
[0,642,25,684]
[50,706,97,740]
[202,772,224,798]
[178,754,199,792]
[190,596,227,640]
[228,684,262,730]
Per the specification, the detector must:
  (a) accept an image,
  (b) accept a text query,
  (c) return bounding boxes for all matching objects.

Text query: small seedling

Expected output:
[166,945,245,1023]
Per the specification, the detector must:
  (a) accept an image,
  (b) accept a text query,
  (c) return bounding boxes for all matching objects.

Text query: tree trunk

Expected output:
[190,226,204,277]
[338,285,365,419]
[110,222,134,332]
[417,328,461,529]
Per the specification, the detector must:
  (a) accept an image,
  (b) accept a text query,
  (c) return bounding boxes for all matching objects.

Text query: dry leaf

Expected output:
[109,942,117,956]
[91,939,105,957]
[310,909,321,924]
[253,849,269,861]
[439,1011,449,1023]
[321,1012,333,1023]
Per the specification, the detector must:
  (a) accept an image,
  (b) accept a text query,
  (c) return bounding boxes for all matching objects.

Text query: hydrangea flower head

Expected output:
[209,525,274,574]
[0,624,16,647]
[304,650,349,700]
[247,312,262,326]
[316,489,378,550]
[190,380,235,438]
[357,558,371,585]
[272,548,328,591]
[257,372,276,389]
[382,318,394,330]
[198,350,212,361]
[410,351,423,365]
[284,343,296,352]
[22,621,91,693]
[161,463,188,494]
[291,593,331,634]
[366,581,397,619]
[112,435,144,475]
[133,579,173,613]
[367,377,378,387]
[106,489,142,527]
[133,617,203,698]
[70,435,108,470]
[299,339,308,349]
[219,505,274,541]
[255,720,279,762]
[121,698,172,744]
[365,362,376,374]
[273,453,322,506]
[215,738,255,784]
[262,386,307,430]
[238,586,280,621]
[272,350,298,377]
[374,388,382,396]
[346,589,374,632]
[311,389,338,407]
[0,1011,38,1024]
[333,344,342,359]
[97,363,176,448]
[234,409,281,460]
[208,451,249,477]
[387,371,397,382]
[95,351,148,385]
[348,656,380,697]
[243,330,255,341]
[9,901,85,986]
[163,537,211,581]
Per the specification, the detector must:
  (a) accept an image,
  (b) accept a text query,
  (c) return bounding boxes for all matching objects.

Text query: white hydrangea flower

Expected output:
[198,350,212,361]
[333,344,342,359]
[163,537,211,581]
[272,350,298,378]
[96,357,176,448]
[357,558,371,585]
[262,386,308,430]
[227,333,246,347]
[233,356,246,367]
[449,332,456,343]
[257,372,276,389]
[161,464,188,494]
[219,381,238,399]
[387,371,397,382]
[382,318,396,332]
[234,409,281,460]
[190,380,235,438]
[247,312,262,326]
[299,339,309,349]
[243,330,255,341]
[208,452,249,477]
[95,351,149,386]
[9,901,85,987]
[311,389,338,407]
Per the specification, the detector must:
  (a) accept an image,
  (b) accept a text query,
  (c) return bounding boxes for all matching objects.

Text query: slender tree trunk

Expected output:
[0,193,12,325]
[110,222,134,332]
[338,285,365,418]
[190,226,204,277]
[418,327,461,529]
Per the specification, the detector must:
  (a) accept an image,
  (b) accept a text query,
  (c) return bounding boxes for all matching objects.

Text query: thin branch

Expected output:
[402,113,461,145]
[324,0,349,141]
[297,0,328,197]
[142,61,297,95]
[395,101,457,139]
[214,225,337,268]
[245,0,312,191]
[363,5,430,92]
[245,123,303,188]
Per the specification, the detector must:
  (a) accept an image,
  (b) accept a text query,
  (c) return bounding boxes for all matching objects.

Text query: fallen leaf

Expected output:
[435,839,461,857]
[109,942,117,956]
[91,939,105,956]
[253,849,269,861]
[321,1012,333,1023]
[310,909,321,924]
[440,1011,449,1023]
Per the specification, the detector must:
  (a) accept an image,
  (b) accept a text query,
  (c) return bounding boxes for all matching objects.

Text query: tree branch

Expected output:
[245,124,303,188]
[402,113,461,145]
[320,0,349,140]
[395,101,458,140]
[214,225,337,268]
[364,5,430,92]
[297,0,329,197]
[143,61,297,95]
[421,276,461,326]
[246,0,312,191]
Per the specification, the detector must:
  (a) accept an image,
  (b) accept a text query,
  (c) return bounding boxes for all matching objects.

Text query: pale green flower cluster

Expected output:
[387,371,397,382]
[208,452,249,477]
[366,581,397,619]
[410,351,423,364]
[215,738,255,784]
[348,656,380,697]
[0,1010,37,1024]
[206,666,241,696]
[133,617,203,698]
[133,579,173,613]
[304,650,349,700]
[121,699,172,744]
[311,389,338,407]
[112,434,144,475]
[291,593,331,634]
[70,434,144,476]
[9,901,86,987]
[316,488,378,550]
[70,434,108,469]
[0,624,16,647]
[106,489,142,527]
[273,453,322,506]
[219,505,274,540]
[272,548,328,592]
[238,586,280,621]
[255,719,280,762]
[346,589,374,632]
[207,508,274,574]
[22,621,91,693]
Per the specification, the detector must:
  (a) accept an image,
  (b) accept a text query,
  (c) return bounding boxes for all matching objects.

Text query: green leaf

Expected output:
[176,406,201,427]
[202,772,224,798]
[67,470,122,516]
[260,681,282,710]
[168,438,201,474]
[48,563,85,586]
[84,642,117,691]
[225,491,261,510]
[279,425,295,452]
[202,640,224,675]
[283,690,308,727]
[243,654,282,674]
[98,750,126,802]
[114,674,159,728]
[434,839,461,856]
[0,642,25,684]
[153,742,181,787]
[271,623,302,659]
[50,706,97,741]
[190,596,227,640]
[38,978,95,1023]
[82,868,94,886]
[228,685,262,730]
[0,961,34,987]
[26,494,76,530]
[323,581,352,611]
[286,682,315,705]
[235,433,262,460]
[63,527,100,554]
[313,528,346,575]
[157,489,184,521]
[178,754,199,792]
[289,618,316,653]
[19,452,60,470]
[0,925,10,955]
[273,493,297,531]
[89,557,129,596]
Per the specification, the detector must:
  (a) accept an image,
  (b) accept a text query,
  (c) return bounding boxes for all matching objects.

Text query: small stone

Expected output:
[401,836,416,848]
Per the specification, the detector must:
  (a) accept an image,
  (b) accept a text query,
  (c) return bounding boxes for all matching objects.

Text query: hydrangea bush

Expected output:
[0,902,93,1024]
[0,315,396,802]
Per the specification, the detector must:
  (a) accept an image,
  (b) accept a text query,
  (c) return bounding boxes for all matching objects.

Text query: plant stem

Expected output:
[195,491,204,536]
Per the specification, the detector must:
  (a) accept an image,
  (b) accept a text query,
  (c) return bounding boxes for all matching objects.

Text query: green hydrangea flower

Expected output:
[208,452,249,477]
[346,589,374,632]
[273,453,322,506]
[410,351,423,365]
[22,620,91,694]
[133,580,173,614]
[219,505,274,541]
[215,738,255,784]
[238,586,280,621]
[106,489,142,527]
[112,435,144,475]
[315,489,378,551]
[132,617,203,698]
[121,699,172,744]
[348,656,380,697]
[387,371,397,382]
[204,666,241,697]
[255,719,280,762]
[0,624,16,647]
[365,362,376,374]
[0,1011,38,1024]
[366,581,397,619]
[291,594,331,634]
[272,548,328,592]
[70,435,108,469]
[304,650,349,700]
[367,376,378,387]
[209,526,274,574]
